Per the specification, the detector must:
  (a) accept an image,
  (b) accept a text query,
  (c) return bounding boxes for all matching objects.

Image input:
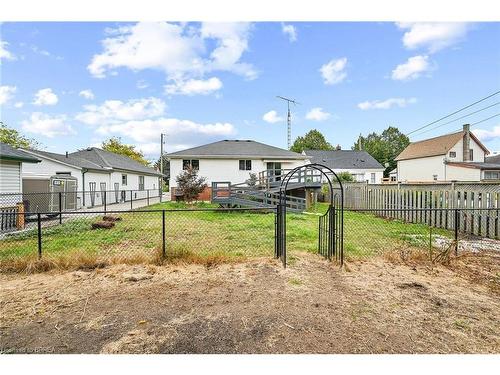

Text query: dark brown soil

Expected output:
[0,252,498,354]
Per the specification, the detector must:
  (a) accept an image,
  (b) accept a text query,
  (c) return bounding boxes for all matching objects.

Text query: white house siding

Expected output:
[0,161,22,207]
[21,154,160,208]
[397,155,446,182]
[0,161,22,193]
[169,158,306,187]
[397,136,487,182]
[447,138,486,162]
[22,157,83,187]
[445,165,481,181]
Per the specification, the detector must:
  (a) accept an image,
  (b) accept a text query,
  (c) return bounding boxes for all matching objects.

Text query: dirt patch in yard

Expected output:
[0,252,498,354]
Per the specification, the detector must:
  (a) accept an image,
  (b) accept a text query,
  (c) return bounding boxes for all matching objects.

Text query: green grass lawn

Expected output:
[0,201,453,264]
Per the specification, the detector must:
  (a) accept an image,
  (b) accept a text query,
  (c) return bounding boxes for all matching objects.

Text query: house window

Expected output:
[370,173,376,184]
[469,149,474,161]
[449,151,456,158]
[138,176,145,191]
[239,160,252,171]
[122,174,127,186]
[182,159,199,170]
[484,171,499,180]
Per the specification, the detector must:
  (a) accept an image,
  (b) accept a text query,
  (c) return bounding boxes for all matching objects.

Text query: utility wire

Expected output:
[411,101,500,137]
[406,90,500,136]
[470,113,500,127]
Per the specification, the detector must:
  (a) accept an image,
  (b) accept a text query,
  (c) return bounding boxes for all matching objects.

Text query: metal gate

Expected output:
[275,163,344,268]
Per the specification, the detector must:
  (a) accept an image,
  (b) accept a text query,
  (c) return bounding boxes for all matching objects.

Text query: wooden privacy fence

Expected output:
[343,182,500,239]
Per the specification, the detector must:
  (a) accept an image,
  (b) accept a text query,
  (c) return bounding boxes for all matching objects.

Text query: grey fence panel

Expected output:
[343,182,500,239]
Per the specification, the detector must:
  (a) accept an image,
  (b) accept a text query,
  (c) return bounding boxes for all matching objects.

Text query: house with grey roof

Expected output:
[167,140,308,199]
[20,147,162,208]
[303,149,384,184]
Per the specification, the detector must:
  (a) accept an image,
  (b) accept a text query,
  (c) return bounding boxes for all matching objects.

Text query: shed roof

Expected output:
[304,150,384,170]
[0,142,41,163]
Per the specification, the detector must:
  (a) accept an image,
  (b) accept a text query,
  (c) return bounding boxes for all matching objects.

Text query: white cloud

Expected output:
[397,22,470,53]
[281,23,297,42]
[305,107,331,121]
[0,85,16,105]
[0,40,15,62]
[200,22,257,80]
[391,55,430,81]
[21,112,75,138]
[95,118,236,149]
[33,88,59,106]
[79,89,95,100]
[75,97,166,126]
[263,110,283,124]
[473,126,500,143]
[165,77,222,96]
[320,58,347,85]
[88,22,257,88]
[358,97,417,110]
[136,80,149,89]
[14,102,24,108]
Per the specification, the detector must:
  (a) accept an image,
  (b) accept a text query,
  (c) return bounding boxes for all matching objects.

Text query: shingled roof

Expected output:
[70,148,162,176]
[24,149,106,171]
[167,140,307,159]
[304,150,384,169]
[395,130,489,161]
[0,142,41,163]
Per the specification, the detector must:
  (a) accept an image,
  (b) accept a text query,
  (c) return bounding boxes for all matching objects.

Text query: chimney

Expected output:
[65,151,68,158]
[336,144,341,150]
[463,124,470,161]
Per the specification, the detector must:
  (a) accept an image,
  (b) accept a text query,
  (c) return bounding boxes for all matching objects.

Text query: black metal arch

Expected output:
[275,163,344,268]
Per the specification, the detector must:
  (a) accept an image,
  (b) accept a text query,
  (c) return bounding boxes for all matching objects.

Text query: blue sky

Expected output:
[1,22,499,160]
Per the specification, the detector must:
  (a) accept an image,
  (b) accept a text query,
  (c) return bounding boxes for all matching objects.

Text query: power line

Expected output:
[411,101,500,137]
[470,113,500,127]
[406,90,500,136]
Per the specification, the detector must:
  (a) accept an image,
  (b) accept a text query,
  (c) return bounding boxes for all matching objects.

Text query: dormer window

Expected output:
[449,151,456,158]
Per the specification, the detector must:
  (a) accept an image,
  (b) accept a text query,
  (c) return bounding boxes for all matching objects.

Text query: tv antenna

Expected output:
[277,95,300,149]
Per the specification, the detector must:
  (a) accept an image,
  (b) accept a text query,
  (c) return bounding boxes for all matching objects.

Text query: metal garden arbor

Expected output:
[275,163,344,268]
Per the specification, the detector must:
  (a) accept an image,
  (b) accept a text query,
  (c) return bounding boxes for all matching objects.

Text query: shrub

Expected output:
[176,166,208,203]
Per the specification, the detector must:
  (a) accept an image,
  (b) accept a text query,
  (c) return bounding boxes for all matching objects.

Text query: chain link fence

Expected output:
[0,207,276,271]
[0,204,497,271]
[0,189,162,233]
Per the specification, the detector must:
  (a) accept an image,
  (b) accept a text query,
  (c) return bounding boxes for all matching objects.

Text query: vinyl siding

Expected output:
[0,160,22,193]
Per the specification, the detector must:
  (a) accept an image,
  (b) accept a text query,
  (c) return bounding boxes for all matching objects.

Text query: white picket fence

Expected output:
[343,182,500,239]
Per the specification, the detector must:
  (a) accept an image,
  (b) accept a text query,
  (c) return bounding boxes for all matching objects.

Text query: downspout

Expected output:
[82,168,87,206]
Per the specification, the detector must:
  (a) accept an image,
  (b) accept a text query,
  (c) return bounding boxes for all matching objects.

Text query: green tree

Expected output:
[101,137,150,166]
[154,155,170,190]
[290,129,334,153]
[353,126,409,177]
[176,166,207,203]
[0,122,40,149]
